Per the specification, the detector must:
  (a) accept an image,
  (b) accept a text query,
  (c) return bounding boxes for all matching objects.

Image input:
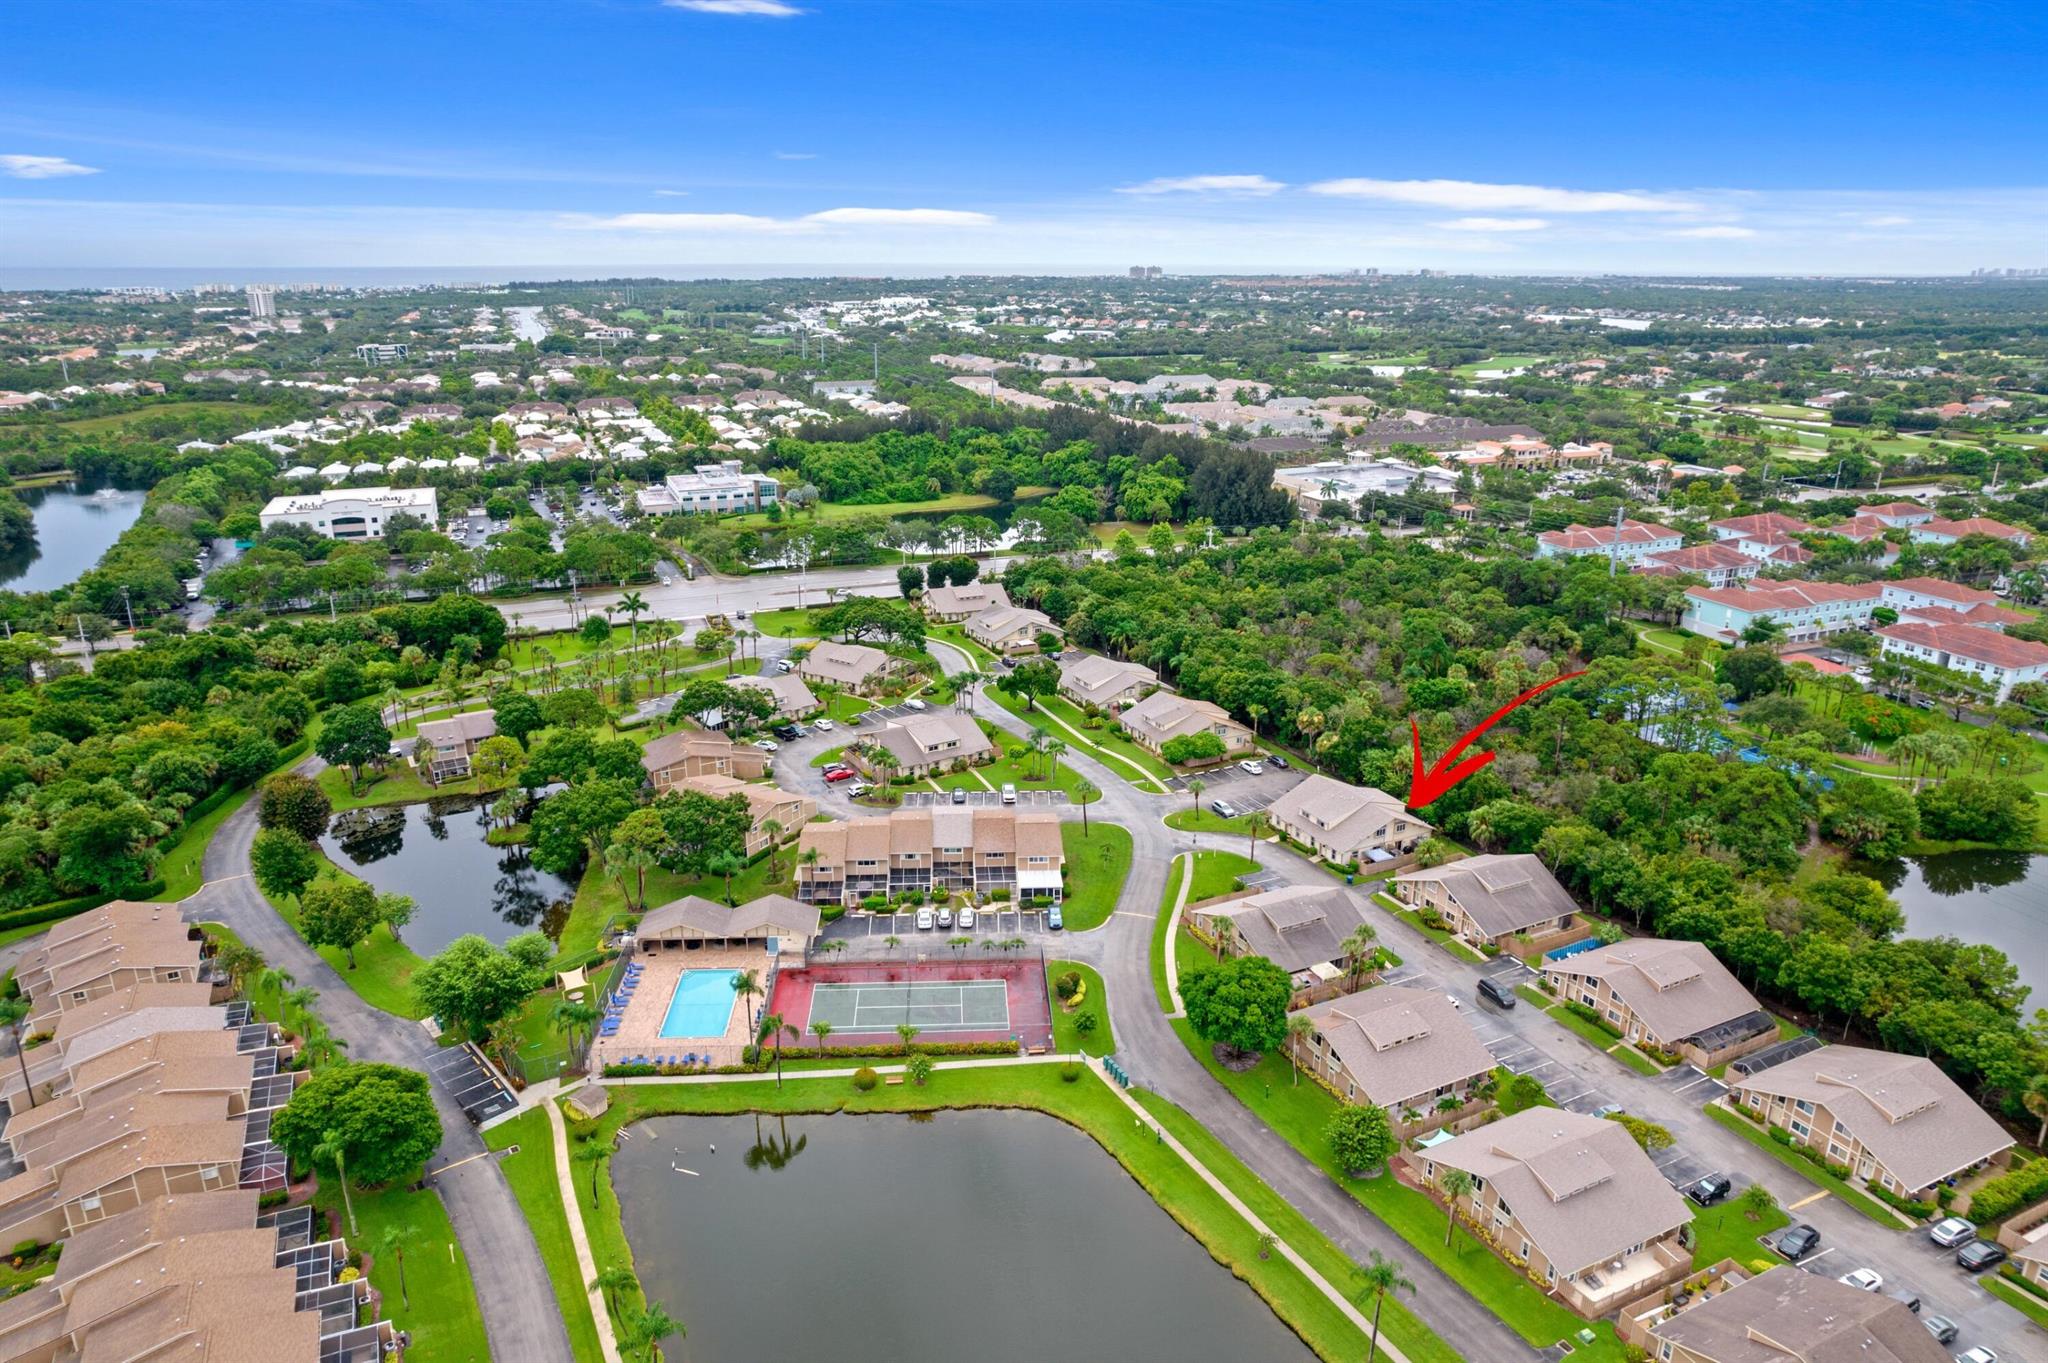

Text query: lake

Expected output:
[0,483,146,592]
[612,1109,1316,1363]
[1866,850,2048,1005]
[318,795,577,956]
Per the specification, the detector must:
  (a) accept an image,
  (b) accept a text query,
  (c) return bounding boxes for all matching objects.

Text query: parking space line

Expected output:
[1787,1191,1830,1211]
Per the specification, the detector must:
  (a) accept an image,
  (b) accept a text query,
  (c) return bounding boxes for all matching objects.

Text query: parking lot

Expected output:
[901,788,1069,808]
[820,904,1055,942]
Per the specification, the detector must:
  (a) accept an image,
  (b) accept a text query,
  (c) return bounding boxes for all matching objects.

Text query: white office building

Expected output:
[259,486,439,541]
[635,460,780,515]
[354,343,410,364]
[246,285,276,319]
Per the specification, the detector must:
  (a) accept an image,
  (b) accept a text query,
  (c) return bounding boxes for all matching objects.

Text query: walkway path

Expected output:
[1161,852,1190,1015]
[1085,1055,1413,1363]
[545,1099,622,1363]
[188,758,574,1363]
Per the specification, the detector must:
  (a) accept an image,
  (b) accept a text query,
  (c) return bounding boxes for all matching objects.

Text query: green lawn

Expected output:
[313,1174,489,1363]
[1687,1198,1790,1272]
[1188,848,1261,902]
[1164,805,1256,835]
[1057,822,1132,930]
[1702,1104,1905,1226]
[1166,1016,1626,1360]
[808,743,848,769]
[504,624,619,671]
[481,1110,606,1363]
[1151,855,1189,1011]
[820,691,873,723]
[1984,1273,2048,1330]
[1369,892,1487,963]
[1050,959,1114,1055]
[264,867,428,1019]
[53,399,261,433]
[1541,1001,1657,1072]
[0,920,54,951]
[565,1063,1435,1363]
[929,740,1101,803]
[725,492,1001,530]
[317,762,483,812]
[1022,692,1176,785]
[749,607,818,638]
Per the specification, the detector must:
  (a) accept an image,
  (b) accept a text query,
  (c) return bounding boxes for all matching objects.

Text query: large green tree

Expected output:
[259,772,333,842]
[1181,955,1292,1061]
[271,1062,444,1187]
[315,703,393,791]
[412,934,545,1040]
[298,877,383,969]
[251,828,319,903]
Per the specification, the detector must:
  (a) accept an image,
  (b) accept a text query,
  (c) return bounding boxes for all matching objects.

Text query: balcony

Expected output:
[1559,1238,1691,1316]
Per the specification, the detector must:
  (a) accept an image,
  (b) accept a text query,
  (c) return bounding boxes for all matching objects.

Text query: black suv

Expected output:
[773,723,802,740]
[1777,1224,1821,1261]
[1686,1174,1732,1206]
[1475,976,1517,1009]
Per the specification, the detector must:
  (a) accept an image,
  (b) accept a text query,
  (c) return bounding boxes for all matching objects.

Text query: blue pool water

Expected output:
[660,970,740,1039]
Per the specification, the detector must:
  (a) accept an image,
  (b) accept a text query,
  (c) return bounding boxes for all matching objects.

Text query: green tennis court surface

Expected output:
[804,980,1012,1033]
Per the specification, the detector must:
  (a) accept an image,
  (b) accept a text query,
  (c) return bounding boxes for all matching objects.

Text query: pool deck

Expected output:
[594,944,783,1071]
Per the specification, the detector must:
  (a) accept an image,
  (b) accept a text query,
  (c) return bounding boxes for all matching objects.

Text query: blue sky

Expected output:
[5,0,2045,274]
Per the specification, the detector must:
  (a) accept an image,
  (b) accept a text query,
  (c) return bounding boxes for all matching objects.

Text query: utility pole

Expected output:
[567,569,582,626]
[75,613,90,659]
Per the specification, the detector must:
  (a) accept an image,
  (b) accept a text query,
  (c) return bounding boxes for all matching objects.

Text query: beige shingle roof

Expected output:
[799,640,891,686]
[1550,938,1762,1046]
[1396,854,1576,937]
[1058,654,1158,706]
[1301,986,1496,1109]
[1648,1265,1949,1363]
[1205,884,1372,974]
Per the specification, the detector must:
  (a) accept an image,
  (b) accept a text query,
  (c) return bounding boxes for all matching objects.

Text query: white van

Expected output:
[1000,783,1017,805]
[904,698,927,711]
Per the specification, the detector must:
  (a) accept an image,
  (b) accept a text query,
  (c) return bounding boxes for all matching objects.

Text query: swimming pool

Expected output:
[660,969,740,1039]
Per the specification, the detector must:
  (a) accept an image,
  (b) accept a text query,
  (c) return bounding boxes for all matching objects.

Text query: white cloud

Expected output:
[1437,216,1549,232]
[664,0,808,15]
[1117,174,1285,197]
[1670,224,1757,239]
[773,151,818,161]
[1307,177,1695,214]
[1,154,100,180]
[803,207,993,226]
[652,189,689,198]
[1862,214,1912,227]
[566,206,993,233]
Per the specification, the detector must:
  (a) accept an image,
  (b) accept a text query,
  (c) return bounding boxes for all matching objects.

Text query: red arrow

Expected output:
[1407,671,1587,810]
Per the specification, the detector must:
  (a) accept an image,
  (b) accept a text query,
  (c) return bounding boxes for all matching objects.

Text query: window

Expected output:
[1794,1099,1814,1115]
[1790,1120,1810,1139]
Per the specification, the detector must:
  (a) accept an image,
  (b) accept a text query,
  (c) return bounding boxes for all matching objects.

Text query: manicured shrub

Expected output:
[1054,970,1082,1001]
[851,1066,879,1092]
[1060,1061,1082,1083]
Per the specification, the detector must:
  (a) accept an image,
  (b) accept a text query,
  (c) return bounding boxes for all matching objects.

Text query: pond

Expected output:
[613,1109,1316,1363]
[318,795,578,956]
[1865,850,2048,1004]
[0,482,146,592]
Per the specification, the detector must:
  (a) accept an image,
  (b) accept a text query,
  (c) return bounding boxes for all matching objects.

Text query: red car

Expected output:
[824,767,855,782]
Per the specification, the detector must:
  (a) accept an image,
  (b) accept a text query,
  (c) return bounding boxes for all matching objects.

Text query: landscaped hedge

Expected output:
[0,879,167,932]
[1564,1001,1626,1041]
[600,1037,1018,1079]
[1968,1158,2048,1226]
[1867,1183,1937,1221]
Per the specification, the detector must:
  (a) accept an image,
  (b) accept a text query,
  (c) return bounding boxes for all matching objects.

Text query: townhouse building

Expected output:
[794,809,1065,905]
[1541,938,1776,1068]
[1266,775,1430,868]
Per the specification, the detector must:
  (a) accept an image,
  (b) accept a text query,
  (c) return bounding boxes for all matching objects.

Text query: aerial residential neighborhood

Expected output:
[3,4,2047,1363]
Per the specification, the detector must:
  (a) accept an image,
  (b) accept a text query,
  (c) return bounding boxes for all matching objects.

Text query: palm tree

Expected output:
[1044,736,1068,785]
[315,1130,357,1237]
[283,986,319,1037]
[731,969,762,1031]
[590,1266,637,1319]
[708,850,745,905]
[1074,778,1097,834]
[617,590,648,644]
[797,846,821,892]
[1437,1169,1475,1246]
[1186,777,1205,820]
[572,1140,610,1209]
[760,819,785,877]
[896,1022,921,1055]
[0,999,34,1108]
[810,1019,834,1055]
[758,1013,801,1088]
[1355,1251,1415,1363]
[376,1224,417,1311]
[1285,1013,1316,1085]
[1340,924,1378,991]
[626,1300,682,1362]
[550,995,599,1052]
[1246,809,1268,859]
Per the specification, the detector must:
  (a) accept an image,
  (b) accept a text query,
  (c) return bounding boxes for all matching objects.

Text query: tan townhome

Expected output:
[1289,985,1497,1132]
[668,772,815,856]
[731,670,819,718]
[1392,854,1580,954]
[1411,1108,1694,1317]
[921,581,1010,622]
[1620,1265,1948,1363]
[1191,884,1379,995]
[795,808,1064,905]
[413,708,497,781]
[1267,774,1430,869]
[1056,654,1159,710]
[640,729,770,793]
[796,640,898,695]
[1542,938,1777,1068]
[861,712,995,778]
[966,604,1060,655]
[1120,690,1252,760]
[1727,1047,2013,1202]
[17,903,207,1024]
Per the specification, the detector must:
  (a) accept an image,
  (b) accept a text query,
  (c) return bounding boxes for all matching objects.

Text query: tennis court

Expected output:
[805,979,1012,1034]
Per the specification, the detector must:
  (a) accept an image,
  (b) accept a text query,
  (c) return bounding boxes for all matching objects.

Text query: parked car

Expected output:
[1777,1225,1822,1261]
[1001,783,1017,804]
[1838,1268,1883,1293]
[775,659,793,673]
[936,908,954,929]
[1591,1102,1624,1119]
[951,787,968,804]
[958,907,976,931]
[1921,1315,1958,1345]
[1211,800,1240,818]
[755,740,780,752]
[1475,976,1518,1009]
[1238,759,1265,775]
[904,698,927,711]
[815,718,835,732]
[774,723,801,739]
[1954,1349,1997,1363]
[1267,753,1289,769]
[915,908,935,930]
[825,767,855,782]
[1685,1174,1732,1206]
[1929,1218,1976,1248]
[1886,1288,1921,1315]
[847,782,869,798]
[1955,1241,2006,1273]
[1046,902,1064,930]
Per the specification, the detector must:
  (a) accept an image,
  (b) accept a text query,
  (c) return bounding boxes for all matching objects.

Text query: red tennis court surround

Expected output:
[766,958,1053,1051]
